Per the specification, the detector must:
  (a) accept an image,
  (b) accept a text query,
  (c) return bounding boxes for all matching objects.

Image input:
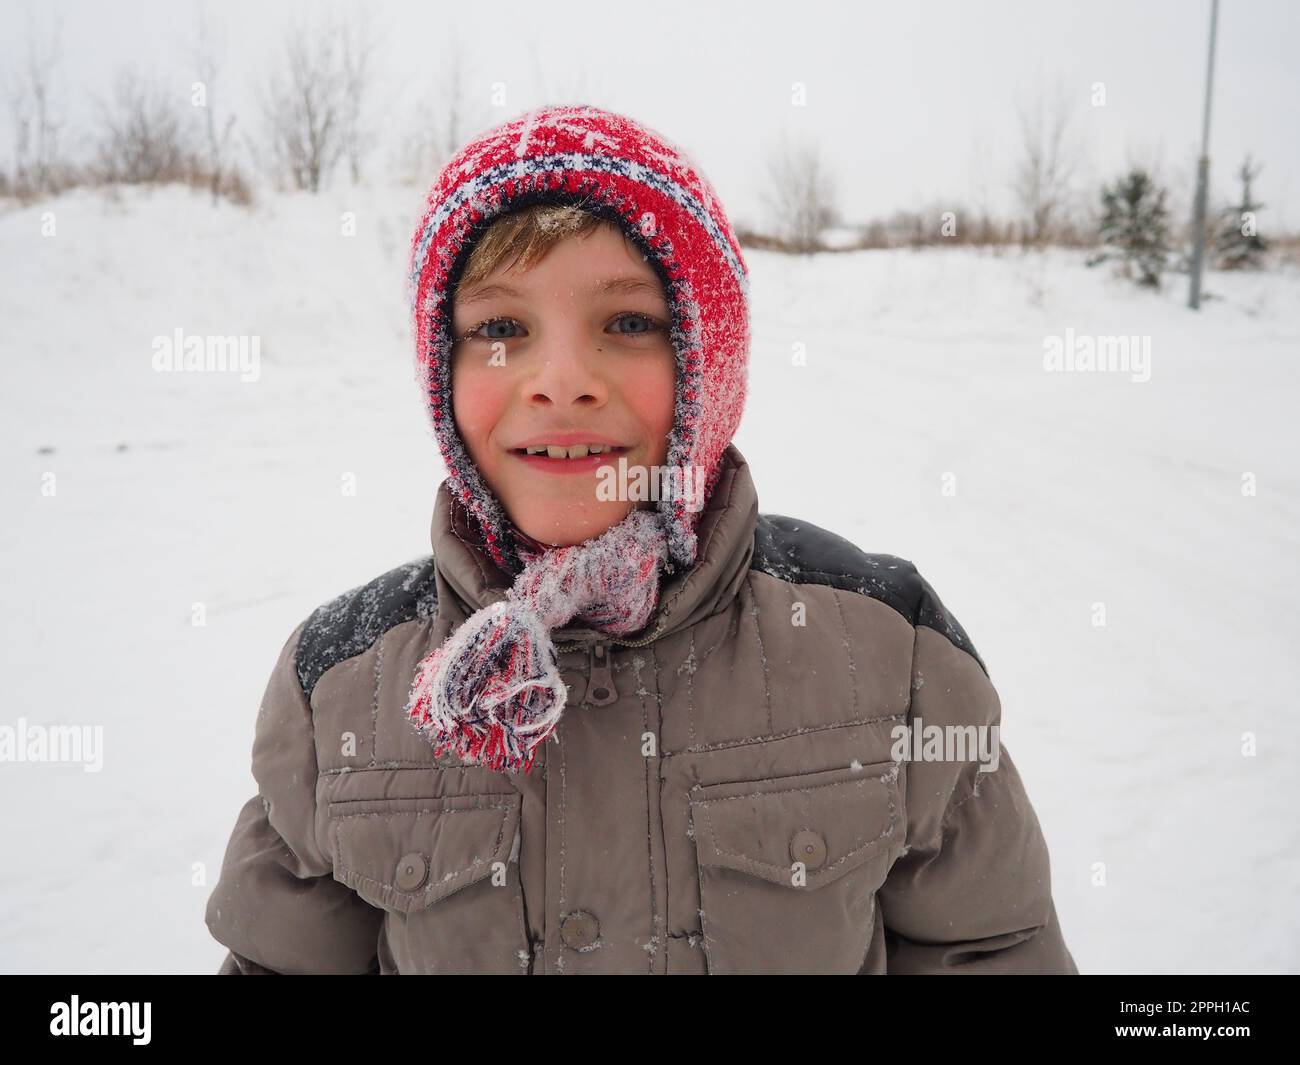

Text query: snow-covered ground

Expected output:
[2,183,1297,974]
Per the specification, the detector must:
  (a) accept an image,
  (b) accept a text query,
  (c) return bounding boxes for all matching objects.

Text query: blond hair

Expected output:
[455,203,633,296]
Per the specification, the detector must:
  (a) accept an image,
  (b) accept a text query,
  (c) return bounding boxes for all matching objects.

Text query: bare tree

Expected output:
[7,13,66,197]
[967,133,1006,246]
[94,70,190,184]
[190,5,237,204]
[261,17,377,192]
[431,37,472,168]
[762,135,839,253]
[339,15,379,185]
[396,30,486,184]
[1014,85,1079,247]
[261,23,343,192]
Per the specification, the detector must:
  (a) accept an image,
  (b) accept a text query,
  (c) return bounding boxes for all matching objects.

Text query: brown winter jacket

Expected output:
[206,444,1077,974]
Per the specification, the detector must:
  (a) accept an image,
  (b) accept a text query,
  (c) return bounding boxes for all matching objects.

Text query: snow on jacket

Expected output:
[205,444,1077,974]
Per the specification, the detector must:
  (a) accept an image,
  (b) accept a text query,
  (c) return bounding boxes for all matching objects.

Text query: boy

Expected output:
[206,104,1077,974]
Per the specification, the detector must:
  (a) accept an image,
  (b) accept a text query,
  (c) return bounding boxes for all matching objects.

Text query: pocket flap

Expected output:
[327,792,521,914]
[689,761,901,890]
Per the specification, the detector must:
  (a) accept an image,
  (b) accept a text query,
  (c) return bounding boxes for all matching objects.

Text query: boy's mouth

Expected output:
[507,438,632,474]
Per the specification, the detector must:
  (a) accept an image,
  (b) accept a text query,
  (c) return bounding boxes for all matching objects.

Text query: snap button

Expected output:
[394,852,429,891]
[789,830,827,871]
[559,910,600,950]
[560,670,586,705]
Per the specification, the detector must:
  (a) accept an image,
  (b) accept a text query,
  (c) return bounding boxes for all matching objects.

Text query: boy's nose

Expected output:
[523,344,609,408]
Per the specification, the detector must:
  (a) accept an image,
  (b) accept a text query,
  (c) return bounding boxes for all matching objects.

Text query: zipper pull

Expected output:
[584,640,618,706]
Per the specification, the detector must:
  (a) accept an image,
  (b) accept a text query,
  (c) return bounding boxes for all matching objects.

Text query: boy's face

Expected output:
[450,222,676,548]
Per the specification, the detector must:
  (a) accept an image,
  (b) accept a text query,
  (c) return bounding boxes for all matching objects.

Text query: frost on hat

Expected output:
[408,103,751,576]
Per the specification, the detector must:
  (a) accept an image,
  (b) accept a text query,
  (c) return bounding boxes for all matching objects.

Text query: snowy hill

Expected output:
[2,183,1298,973]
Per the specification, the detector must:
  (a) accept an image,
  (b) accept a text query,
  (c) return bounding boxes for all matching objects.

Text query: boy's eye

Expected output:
[467,317,524,341]
[608,313,663,336]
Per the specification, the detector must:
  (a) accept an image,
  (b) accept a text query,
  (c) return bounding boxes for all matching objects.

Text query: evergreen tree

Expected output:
[1088,168,1172,288]
[1215,155,1268,270]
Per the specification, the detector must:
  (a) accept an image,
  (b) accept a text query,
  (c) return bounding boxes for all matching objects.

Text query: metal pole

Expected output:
[1188,0,1220,309]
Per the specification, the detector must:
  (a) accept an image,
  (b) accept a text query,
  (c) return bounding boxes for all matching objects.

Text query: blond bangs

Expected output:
[456,203,615,295]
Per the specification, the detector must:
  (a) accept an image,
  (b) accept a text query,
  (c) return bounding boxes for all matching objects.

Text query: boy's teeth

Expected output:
[526,444,612,458]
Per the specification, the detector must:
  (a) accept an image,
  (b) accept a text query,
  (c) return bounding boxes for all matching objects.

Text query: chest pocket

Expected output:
[327,792,531,974]
[688,760,903,974]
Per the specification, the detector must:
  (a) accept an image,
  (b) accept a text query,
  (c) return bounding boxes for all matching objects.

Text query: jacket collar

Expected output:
[429,443,759,647]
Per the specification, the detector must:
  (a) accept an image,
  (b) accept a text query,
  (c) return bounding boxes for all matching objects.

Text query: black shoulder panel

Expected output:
[295,555,440,698]
[750,513,986,674]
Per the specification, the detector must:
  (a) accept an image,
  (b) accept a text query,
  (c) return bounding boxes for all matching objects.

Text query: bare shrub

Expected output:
[761,135,839,253]
[190,6,239,205]
[6,13,75,200]
[1014,85,1080,248]
[396,31,483,184]
[94,71,191,184]
[260,16,377,192]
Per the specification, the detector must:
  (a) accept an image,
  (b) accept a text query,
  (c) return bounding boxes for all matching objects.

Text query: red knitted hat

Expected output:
[408,103,750,575]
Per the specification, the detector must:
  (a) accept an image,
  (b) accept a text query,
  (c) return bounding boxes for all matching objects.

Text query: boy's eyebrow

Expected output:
[456,276,664,306]
[592,276,664,298]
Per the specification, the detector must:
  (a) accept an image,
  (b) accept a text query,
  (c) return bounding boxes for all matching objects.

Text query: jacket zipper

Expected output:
[551,558,677,704]
[584,641,618,706]
[554,619,669,707]
[553,618,667,655]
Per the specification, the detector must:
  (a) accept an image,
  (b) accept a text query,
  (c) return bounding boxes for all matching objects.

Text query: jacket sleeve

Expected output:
[876,583,1078,974]
[205,618,384,974]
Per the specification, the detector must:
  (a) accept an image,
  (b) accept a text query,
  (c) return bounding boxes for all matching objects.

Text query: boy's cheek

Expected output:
[451,370,509,465]
[621,363,676,463]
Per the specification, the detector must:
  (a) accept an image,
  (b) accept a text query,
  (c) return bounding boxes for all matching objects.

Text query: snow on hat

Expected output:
[408,103,750,576]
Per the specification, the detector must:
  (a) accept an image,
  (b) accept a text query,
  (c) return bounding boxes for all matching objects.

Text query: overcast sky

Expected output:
[7,0,1299,229]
